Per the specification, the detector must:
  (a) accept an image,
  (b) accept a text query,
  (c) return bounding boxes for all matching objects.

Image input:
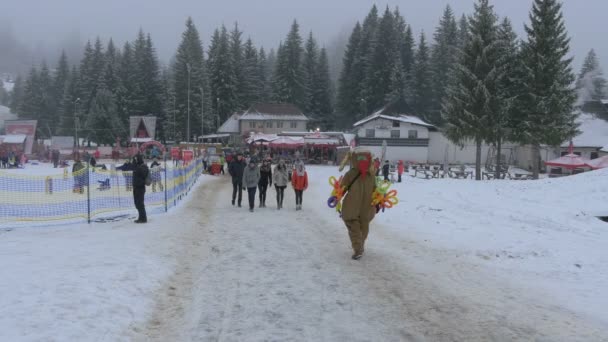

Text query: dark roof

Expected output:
[250,103,304,116]
[240,103,309,121]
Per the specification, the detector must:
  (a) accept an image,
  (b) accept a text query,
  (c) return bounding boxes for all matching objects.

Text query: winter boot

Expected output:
[249,208,254,213]
[351,253,363,260]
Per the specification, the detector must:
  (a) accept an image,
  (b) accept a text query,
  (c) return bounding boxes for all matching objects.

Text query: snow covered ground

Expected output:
[0,165,607,341]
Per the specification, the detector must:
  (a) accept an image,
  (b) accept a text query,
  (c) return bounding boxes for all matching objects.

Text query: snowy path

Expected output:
[133,172,608,342]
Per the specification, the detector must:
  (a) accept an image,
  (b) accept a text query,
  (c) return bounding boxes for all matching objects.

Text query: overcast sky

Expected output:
[3,0,607,71]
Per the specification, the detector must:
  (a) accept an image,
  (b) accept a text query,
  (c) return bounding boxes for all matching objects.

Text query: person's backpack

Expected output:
[145,170,152,186]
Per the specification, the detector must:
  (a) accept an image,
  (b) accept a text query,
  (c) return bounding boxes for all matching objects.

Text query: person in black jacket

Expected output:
[229,153,246,207]
[382,160,390,181]
[258,159,272,208]
[132,154,149,223]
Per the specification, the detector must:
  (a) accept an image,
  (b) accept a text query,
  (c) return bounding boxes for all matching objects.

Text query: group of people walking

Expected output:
[228,153,308,212]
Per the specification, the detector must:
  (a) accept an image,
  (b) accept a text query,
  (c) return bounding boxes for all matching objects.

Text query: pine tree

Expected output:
[457,14,469,50]
[272,20,306,109]
[442,0,501,180]
[0,79,8,106]
[230,23,245,109]
[208,25,238,128]
[53,51,70,111]
[576,49,607,102]
[303,32,319,114]
[411,32,433,121]
[258,47,269,102]
[430,5,459,125]
[57,66,80,136]
[242,38,261,107]
[117,41,136,130]
[9,75,23,113]
[38,61,59,137]
[86,85,121,145]
[357,6,380,114]
[19,66,40,119]
[265,48,277,94]
[401,25,416,102]
[515,0,577,179]
[493,18,521,178]
[363,7,399,112]
[336,22,362,126]
[314,47,334,129]
[172,17,206,142]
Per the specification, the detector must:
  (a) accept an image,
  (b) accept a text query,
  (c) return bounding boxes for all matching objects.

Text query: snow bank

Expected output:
[0,174,218,341]
[309,166,608,327]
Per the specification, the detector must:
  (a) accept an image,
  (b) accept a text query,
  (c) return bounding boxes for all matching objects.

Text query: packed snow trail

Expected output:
[134,172,607,342]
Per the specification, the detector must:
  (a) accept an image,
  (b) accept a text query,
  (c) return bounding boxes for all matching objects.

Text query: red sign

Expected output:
[171,147,181,160]
[182,150,194,163]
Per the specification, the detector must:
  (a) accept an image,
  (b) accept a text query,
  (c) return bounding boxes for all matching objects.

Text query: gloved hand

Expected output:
[375,204,381,213]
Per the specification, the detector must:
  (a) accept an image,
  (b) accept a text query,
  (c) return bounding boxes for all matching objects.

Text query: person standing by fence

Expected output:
[133,154,149,223]
[72,158,85,194]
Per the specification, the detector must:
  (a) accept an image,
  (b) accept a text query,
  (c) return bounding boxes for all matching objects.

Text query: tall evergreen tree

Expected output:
[492,18,521,178]
[401,25,416,100]
[314,47,333,129]
[303,32,319,114]
[272,20,306,109]
[363,7,399,111]
[457,14,469,50]
[515,0,577,179]
[430,5,459,125]
[242,38,262,107]
[230,23,245,110]
[117,41,136,131]
[356,6,380,114]
[411,32,434,121]
[258,47,269,102]
[57,66,80,136]
[576,49,607,102]
[19,66,40,119]
[172,17,205,142]
[0,79,7,106]
[53,51,70,109]
[208,25,238,128]
[336,22,362,126]
[9,75,23,113]
[442,0,501,180]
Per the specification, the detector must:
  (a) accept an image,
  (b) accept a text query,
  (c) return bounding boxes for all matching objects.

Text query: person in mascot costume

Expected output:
[339,148,377,260]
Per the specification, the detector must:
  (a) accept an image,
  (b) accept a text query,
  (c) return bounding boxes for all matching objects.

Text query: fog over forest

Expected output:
[1,0,607,76]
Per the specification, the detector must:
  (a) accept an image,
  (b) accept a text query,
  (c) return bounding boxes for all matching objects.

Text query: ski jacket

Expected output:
[259,165,272,186]
[242,165,261,189]
[133,164,149,189]
[397,162,404,175]
[382,164,389,177]
[291,171,308,191]
[340,168,376,222]
[273,166,289,187]
[229,160,246,184]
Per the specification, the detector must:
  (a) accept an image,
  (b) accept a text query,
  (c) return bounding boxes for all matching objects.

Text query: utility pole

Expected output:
[200,87,204,142]
[186,62,191,143]
[74,98,80,148]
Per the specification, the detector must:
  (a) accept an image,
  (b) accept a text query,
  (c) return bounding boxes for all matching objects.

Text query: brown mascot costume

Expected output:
[339,148,377,260]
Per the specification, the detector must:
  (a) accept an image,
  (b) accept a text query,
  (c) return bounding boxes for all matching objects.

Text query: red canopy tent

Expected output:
[586,155,608,169]
[269,136,304,149]
[544,142,590,169]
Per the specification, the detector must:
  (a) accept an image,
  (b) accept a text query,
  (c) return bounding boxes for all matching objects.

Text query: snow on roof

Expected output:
[600,99,608,105]
[241,103,309,121]
[200,133,230,139]
[131,137,153,143]
[562,112,608,148]
[343,133,356,146]
[218,113,241,133]
[0,134,26,144]
[353,112,434,128]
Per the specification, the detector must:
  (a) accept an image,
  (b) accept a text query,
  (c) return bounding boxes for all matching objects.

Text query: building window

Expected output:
[563,151,582,156]
[249,121,256,128]
[408,130,418,139]
[391,130,400,138]
[290,121,297,128]
[266,121,273,128]
[366,129,375,138]
[591,152,599,159]
[392,121,400,128]
[277,121,284,128]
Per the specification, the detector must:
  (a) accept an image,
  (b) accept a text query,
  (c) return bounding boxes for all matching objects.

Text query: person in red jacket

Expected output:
[291,161,308,211]
[397,160,405,182]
